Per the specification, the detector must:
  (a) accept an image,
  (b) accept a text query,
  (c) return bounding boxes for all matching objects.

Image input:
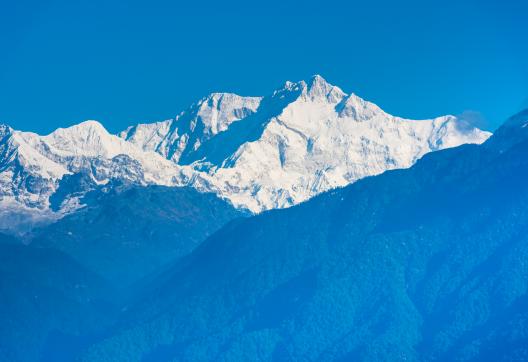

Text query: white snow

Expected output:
[0,75,492,229]
[122,75,491,212]
[120,93,262,163]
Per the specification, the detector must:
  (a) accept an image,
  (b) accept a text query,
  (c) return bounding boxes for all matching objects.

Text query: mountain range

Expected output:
[4,76,526,362]
[78,108,528,361]
[0,75,490,234]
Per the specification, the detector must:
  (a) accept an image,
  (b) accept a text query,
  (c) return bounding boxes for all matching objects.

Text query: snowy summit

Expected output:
[0,75,491,231]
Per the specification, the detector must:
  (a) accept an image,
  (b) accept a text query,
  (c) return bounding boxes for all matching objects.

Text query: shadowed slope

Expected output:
[0,235,114,362]
[33,184,244,286]
[83,110,528,361]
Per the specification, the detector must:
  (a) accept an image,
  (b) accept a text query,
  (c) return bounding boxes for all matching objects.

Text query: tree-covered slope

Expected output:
[82,110,528,361]
[0,235,114,362]
[33,184,244,286]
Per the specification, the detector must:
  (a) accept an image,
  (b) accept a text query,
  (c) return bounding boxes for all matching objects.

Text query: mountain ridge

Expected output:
[0,75,491,232]
[79,109,528,362]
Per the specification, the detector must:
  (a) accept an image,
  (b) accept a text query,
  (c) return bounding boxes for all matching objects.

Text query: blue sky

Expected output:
[1,0,527,134]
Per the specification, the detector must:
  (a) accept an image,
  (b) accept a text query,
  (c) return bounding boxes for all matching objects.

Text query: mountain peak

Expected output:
[279,75,341,98]
[335,93,384,120]
[40,119,126,159]
[117,75,491,212]
[303,74,345,103]
[197,92,262,111]
[308,74,329,85]
[486,109,528,152]
[0,124,13,138]
[48,120,109,138]
[68,120,107,132]
[190,92,262,136]
[200,92,236,103]
[0,75,493,226]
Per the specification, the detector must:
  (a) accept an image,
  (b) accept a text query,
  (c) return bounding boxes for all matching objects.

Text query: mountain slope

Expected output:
[119,93,262,163]
[122,75,491,212]
[32,184,244,286]
[81,110,528,361]
[0,174,244,362]
[0,234,115,362]
[0,121,191,232]
[0,75,490,233]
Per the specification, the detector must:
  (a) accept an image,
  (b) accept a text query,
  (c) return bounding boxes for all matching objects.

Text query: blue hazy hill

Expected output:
[0,234,115,362]
[0,185,244,362]
[32,184,245,287]
[81,110,528,361]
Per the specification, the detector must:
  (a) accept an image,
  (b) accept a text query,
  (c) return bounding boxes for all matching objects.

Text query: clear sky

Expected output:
[1,0,527,134]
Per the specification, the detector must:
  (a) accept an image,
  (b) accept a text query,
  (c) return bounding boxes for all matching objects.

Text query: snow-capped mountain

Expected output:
[122,75,491,211]
[81,109,528,362]
[0,121,191,232]
[119,93,262,164]
[0,75,491,231]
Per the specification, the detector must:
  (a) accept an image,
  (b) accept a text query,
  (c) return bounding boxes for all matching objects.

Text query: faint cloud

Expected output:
[456,110,490,131]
